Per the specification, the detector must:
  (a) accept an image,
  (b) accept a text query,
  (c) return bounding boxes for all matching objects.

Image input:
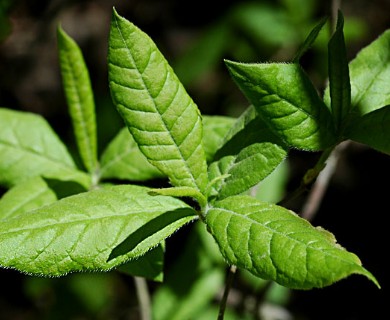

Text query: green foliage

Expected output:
[57,26,99,176]
[0,5,386,319]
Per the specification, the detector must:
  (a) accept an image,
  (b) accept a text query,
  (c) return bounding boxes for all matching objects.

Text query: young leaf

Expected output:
[208,142,286,200]
[349,29,390,116]
[214,105,287,161]
[201,115,236,162]
[108,8,208,194]
[0,185,197,276]
[207,105,287,200]
[206,195,379,289]
[293,16,328,63]
[0,176,57,219]
[0,108,90,189]
[344,105,390,155]
[328,10,351,132]
[225,61,336,150]
[100,127,164,181]
[57,26,98,174]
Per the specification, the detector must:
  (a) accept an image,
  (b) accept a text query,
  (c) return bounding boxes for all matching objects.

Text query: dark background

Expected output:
[0,0,389,319]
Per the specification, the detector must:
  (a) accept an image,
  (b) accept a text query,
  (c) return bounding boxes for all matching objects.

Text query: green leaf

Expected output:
[344,105,390,155]
[0,108,90,189]
[0,177,57,219]
[206,195,379,289]
[349,29,390,116]
[57,26,98,174]
[149,187,207,209]
[254,160,289,203]
[293,16,328,62]
[108,8,208,194]
[202,115,236,162]
[328,10,351,131]
[208,143,286,200]
[214,105,286,160]
[225,61,336,150]
[99,127,164,181]
[0,185,197,276]
[118,243,164,281]
[207,105,287,200]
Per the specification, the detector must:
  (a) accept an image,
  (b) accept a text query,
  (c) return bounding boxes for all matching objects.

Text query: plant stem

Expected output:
[278,146,334,208]
[218,265,237,320]
[301,141,349,220]
[134,276,151,320]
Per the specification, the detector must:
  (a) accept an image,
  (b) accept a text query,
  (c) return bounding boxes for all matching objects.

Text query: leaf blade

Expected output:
[206,196,379,289]
[108,9,208,193]
[0,185,197,276]
[225,61,336,150]
[344,105,390,154]
[0,177,57,219]
[99,127,164,181]
[0,108,90,189]
[349,29,390,116]
[57,26,98,174]
[328,10,351,131]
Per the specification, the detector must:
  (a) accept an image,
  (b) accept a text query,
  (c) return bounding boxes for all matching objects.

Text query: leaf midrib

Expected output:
[112,14,201,192]
[63,46,95,169]
[209,205,358,266]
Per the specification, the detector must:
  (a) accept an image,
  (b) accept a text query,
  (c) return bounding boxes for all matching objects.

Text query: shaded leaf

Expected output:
[152,222,224,320]
[293,16,328,62]
[206,195,379,289]
[118,243,164,282]
[328,10,351,131]
[344,105,390,155]
[108,9,208,193]
[100,128,164,181]
[173,21,231,85]
[349,29,390,116]
[0,177,57,219]
[214,105,287,161]
[0,185,197,276]
[202,115,236,162]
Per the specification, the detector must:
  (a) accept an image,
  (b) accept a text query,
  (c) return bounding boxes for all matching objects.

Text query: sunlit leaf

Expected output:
[0,108,90,189]
[225,61,336,150]
[0,185,196,276]
[57,26,98,174]
[108,9,208,193]
[206,195,379,289]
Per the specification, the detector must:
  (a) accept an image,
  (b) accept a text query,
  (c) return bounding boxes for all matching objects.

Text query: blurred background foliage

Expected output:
[0,0,389,319]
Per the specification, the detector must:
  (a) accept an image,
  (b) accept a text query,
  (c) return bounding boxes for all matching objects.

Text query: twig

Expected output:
[218,265,237,320]
[301,141,349,221]
[134,276,151,320]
